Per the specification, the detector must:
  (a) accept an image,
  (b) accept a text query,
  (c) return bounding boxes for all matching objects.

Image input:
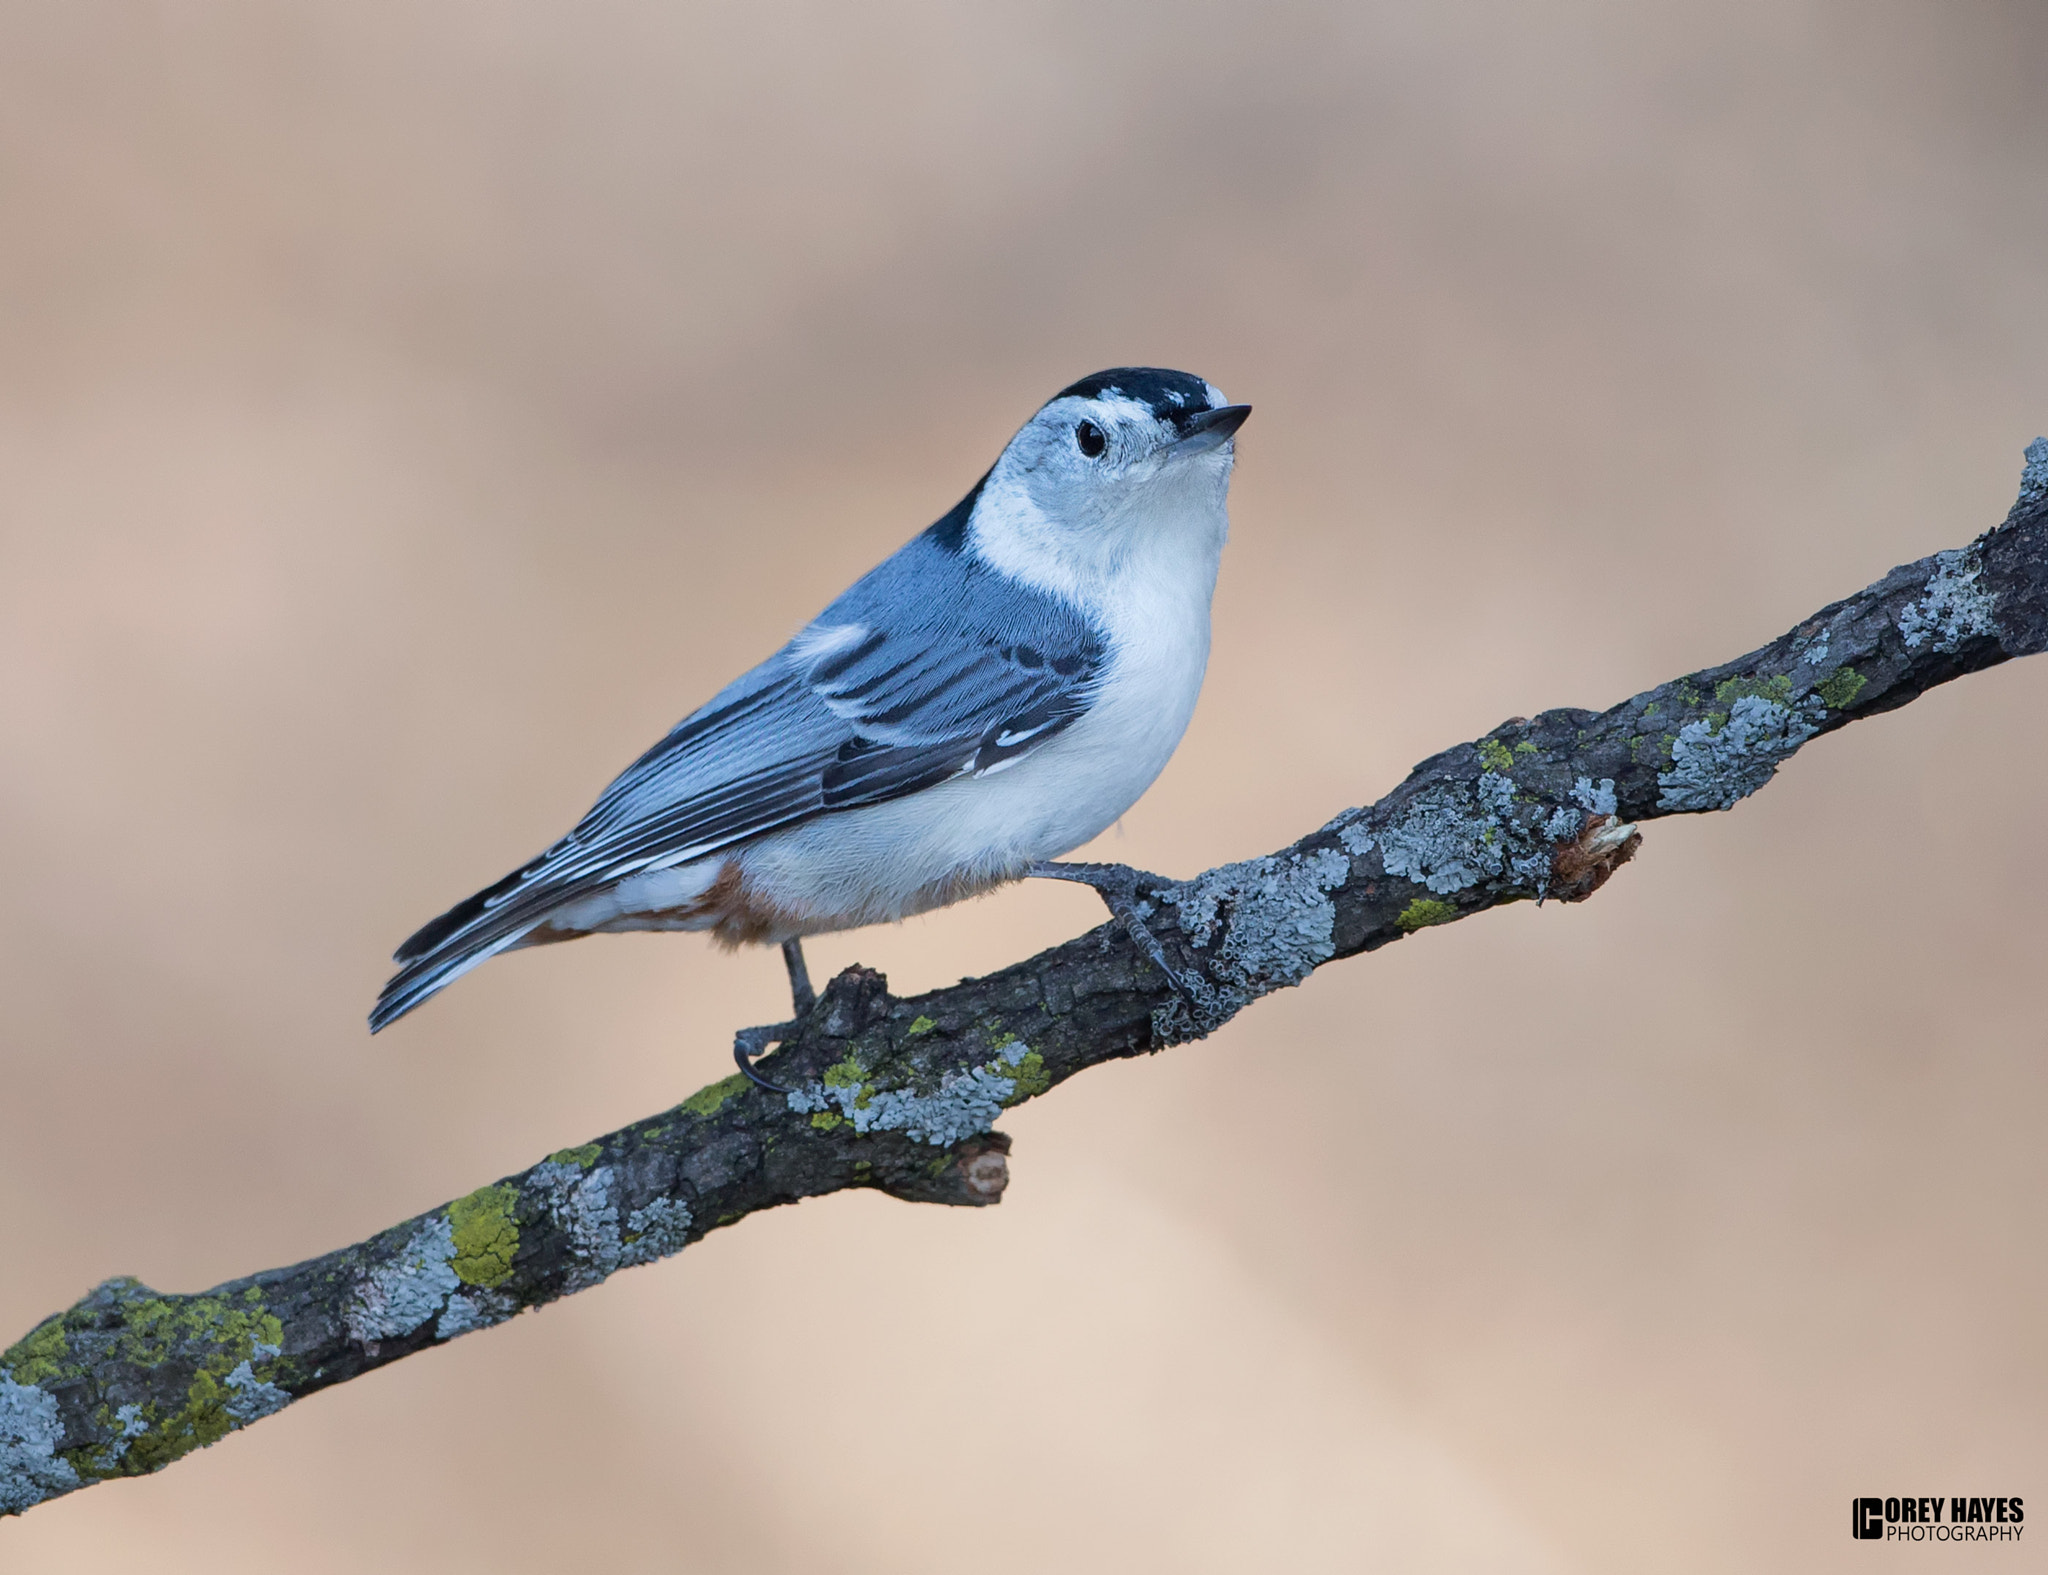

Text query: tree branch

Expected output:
[8,442,2048,1518]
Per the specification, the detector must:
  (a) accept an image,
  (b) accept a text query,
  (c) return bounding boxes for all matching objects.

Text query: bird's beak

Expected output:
[1170,404,1252,456]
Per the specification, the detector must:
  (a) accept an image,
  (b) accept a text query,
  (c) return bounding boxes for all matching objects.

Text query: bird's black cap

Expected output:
[1055,367,1221,432]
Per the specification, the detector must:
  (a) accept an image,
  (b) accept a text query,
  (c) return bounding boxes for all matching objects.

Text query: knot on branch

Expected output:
[812,964,894,1041]
[771,966,1049,1155]
[872,1132,1012,1208]
[1547,814,1642,904]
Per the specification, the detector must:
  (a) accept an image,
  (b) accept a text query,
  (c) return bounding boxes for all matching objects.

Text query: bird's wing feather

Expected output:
[371,524,1103,1030]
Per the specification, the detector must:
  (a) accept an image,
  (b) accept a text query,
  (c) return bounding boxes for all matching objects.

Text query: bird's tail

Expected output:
[368,851,554,1032]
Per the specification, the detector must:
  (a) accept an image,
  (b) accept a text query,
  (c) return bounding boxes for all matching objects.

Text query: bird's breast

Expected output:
[726,499,1226,935]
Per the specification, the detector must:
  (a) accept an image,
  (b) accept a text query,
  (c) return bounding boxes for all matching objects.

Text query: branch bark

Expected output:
[8,444,2048,1517]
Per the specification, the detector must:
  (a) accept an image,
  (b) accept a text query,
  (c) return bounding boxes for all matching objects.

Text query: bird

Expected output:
[371,367,1249,1087]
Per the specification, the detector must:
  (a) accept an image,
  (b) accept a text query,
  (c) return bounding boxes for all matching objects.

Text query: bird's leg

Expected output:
[782,937,816,1016]
[732,938,818,1095]
[1026,860,1204,998]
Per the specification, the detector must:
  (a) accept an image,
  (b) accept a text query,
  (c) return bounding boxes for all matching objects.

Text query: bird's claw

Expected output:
[733,1020,797,1094]
[731,936,823,1095]
[1025,860,1207,1002]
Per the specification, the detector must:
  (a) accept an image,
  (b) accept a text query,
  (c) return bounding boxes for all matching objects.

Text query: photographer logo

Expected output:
[1853,1497,2024,1544]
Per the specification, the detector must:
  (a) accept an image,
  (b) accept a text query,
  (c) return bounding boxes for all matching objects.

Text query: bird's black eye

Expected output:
[1074,420,1107,459]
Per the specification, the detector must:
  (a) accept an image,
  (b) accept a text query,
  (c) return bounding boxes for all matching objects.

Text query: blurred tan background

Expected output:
[4,2,2045,1570]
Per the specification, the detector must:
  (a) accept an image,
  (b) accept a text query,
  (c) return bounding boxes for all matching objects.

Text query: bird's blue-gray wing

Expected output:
[568,526,1104,841]
[370,523,1103,1030]
[801,531,1105,805]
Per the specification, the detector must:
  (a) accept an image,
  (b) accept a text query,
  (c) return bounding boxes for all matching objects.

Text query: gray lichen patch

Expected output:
[621,1198,693,1267]
[96,1404,149,1470]
[1170,847,1351,990]
[1375,782,1500,894]
[528,1161,624,1292]
[434,1290,518,1340]
[1657,694,1820,812]
[220,1361,291,1424]
[1375,776,1555,897]
[1541,806,1583,842]
[1898,546,1999,652]
[785,1040,1041,1147]
[0,1373,78,1515]
[1179,771,1635,1031]
[1572,777,1618,817]
[1149,846,1353,1040]
[347,1216,461,1344]
[355,1162,694,1344]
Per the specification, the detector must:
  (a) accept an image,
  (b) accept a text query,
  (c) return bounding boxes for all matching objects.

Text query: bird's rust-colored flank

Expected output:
[518,859,806,948]
[698,861,805,948]
[527,858,1019,951]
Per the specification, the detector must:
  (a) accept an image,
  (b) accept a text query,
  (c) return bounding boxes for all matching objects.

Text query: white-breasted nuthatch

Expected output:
[372,368,1249,1084]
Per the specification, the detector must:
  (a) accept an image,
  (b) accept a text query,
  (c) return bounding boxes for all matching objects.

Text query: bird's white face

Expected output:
[968,376,1246,604]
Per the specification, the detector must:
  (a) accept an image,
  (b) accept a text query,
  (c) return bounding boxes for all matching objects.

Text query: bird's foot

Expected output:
[1025,860,1205,999]
[733,939,822,1095]
[734,1020,797,1094]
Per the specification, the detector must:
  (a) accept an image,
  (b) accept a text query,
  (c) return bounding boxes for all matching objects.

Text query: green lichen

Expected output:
[117,1375,232,1475]
[809,1111,843,1131]
[57,1286,291,1480]
[547,1143,602,1170]
[905,1015,937,1036]
[448,1185,519,1288]
[996,1049,1050,1104]
[680,1073,749,1119]
[1396,898,1457,932]
[820,1055,876,1111]
[3,1317,68,1386]
[1513,740,1537,756]
[1476,738,1515,774]
[1714,673,1794,706]
[92,1291,284,1375]
[1817,666,1867,709]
